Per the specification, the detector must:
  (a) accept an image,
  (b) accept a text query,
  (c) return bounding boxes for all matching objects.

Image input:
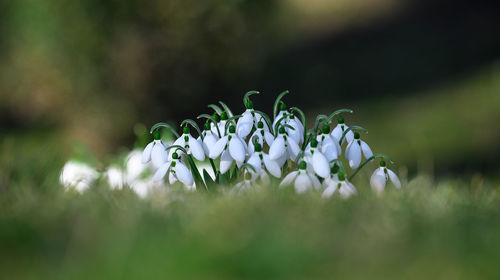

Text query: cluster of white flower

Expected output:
[141,91,401,198]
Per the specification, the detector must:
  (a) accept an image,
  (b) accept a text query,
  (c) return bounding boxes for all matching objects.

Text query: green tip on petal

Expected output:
[311,139,318,148]
[322,124,330,134]
[380,160,386,167]
[153,130,161,140]
[257,121,264,128]
[254,143,262,152]
[172,153,179,160]
[299,161,307,170]
[338,117,345,124]
[331,165,339,174]
[246,100,254,109]
[338,172,345,181]
[280,102,287,111]
[183,126,190,134]
[221,112,228,120]
[229,125,236,133]
[354,132,360,139]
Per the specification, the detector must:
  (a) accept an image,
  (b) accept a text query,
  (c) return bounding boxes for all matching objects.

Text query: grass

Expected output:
[1,169,499,280]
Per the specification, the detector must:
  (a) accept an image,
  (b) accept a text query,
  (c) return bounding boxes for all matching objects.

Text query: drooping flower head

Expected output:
[142,130,169,168]
[332,116,354,145]
[153,152,194,187]
[345,131,373,169]
[279,161,321,194]
[370,160,401,192]
[322,172,357,199]
[209,125,247,174]
[170,126,205,161]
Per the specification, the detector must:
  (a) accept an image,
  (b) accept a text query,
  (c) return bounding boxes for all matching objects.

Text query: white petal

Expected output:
[263,154,281,178]
[286,137,301,160]
[321,142,338,162]
[331,125,343,141]
[264,131,274,146]
[273,111,286,128]
[246,153,262,173]
[153,162,171,181]
[387,169,401,189]
[346,142,362,169]
[220,150,233,174]
[189,136,205,161]
[312,151,330,178]
[269,136,285,160]
[169,137,186,158]
[322,184,338,198]
[294,173,312,194]
[209,136,228,159]
[308,173,322,190]
[151,142,168,168]
[229,137,246,163]
[174,162,193,186]
[360,140,373,160]
[168,172,177,184]
[370,167,386,192]
[345,129,354,143]
[141,142,154,163]
[237,112,254,138]
[339,182,356,199]
[279,171,298,187]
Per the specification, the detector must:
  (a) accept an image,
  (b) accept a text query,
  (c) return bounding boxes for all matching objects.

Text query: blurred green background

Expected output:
[1,0,500,279]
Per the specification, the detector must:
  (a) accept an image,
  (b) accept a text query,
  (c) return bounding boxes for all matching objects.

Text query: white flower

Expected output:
[247,121,274,154]
[211,111,228,136]
[170,126,205,161]
[370,161,401,192]
[142,130,169,168]
[322,173,356,199]
[234,171,259,192]
[198,122,219,156]
[209,125,247,174]
[345,132,373,169]
[304,139,330,179]
[153,152,194,186]
[60,161,99,193]
[246,143,282,179]
[331,117,353,145]
[236,105,271,138]
[272,103,304,144]
[269,126,301,162]
[316,125,342,162]
[279,161,321,194]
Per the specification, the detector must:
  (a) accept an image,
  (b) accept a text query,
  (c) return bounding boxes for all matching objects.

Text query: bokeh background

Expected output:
[1,0,500,184]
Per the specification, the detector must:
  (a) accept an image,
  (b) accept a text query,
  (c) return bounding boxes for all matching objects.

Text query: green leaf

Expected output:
[243,90,259,106]
[326,108,353,123]
[230,166,239,183]
[187,156,206,191]
[203,169,215,190]
[224,115,243,132]
[208,104,223,115]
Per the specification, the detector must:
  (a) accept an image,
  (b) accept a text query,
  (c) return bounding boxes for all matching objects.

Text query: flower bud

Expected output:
[254,143,262,152]
[183,126,190,134]
[204,122,210,131]
[257,121,264,129]
[299,161,307,170]
[331,164,339,174]
[246,100,254,109]
[310,139,318,148]
[322,125,330,134]
[380,160,386,167]
[280,102,287,111]
[172,152,179,160]
[221,111,228,120]
[338,117,345,124]
[244,172,252,180]
[229,125,236,133]
[354,132,360,139]
[153,130,161,140]
[338,172,345,181]
[279,127,286,134]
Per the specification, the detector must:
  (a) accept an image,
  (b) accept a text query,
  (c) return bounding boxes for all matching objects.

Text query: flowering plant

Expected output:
[141,90,401,198]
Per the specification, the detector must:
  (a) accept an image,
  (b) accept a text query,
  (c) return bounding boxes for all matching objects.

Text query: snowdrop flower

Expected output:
[370,160,401,192]
[170,126,205,161]
[209,125,247,174]
[273,103,304,144]
[247,121,274,154]
[322,173,357,199]
[279,161,321,194]
[211,111,228,136]
[304,139,330,179]
[345,132,373,169]
[142,130,169,168]
[153,152,194,186]
[332,117,354,145]
[234,172,259,192]
[269,126,301,162]
[106,167,124,190]
[246,143,282,181]
[236,101,271,138]
[60,161,99,193]
[316,125,341,162]
[198,121,219,156]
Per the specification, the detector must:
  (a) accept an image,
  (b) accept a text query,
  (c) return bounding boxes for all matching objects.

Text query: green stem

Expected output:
[243,90,259,107]
[348,154,394,181]
[208,104,223,115]
[180,119,203,139]
[197,114,222,138]
[338,126,368,145]
[150,123,180,138]
[209,159,218,177]
[219,101,234,118]
[273,90,289,119]
[253,110,273,134]
[326,108,353,123]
